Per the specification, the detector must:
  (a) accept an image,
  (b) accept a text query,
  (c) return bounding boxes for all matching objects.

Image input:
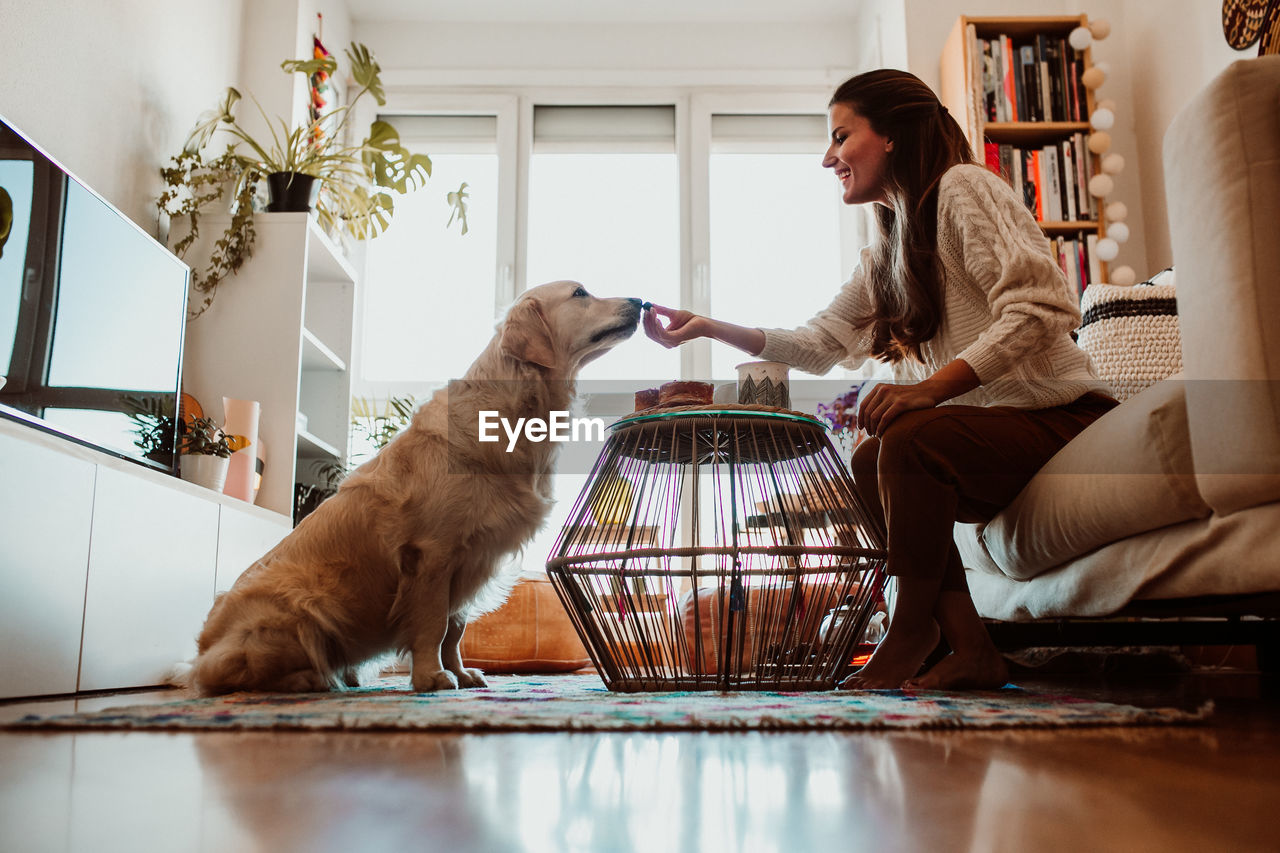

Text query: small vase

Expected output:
[265,171,321,212]
[222,398,260,502]
[180,453,230,492]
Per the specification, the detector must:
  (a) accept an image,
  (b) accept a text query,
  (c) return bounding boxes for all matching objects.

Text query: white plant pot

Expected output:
[180,453,230,492]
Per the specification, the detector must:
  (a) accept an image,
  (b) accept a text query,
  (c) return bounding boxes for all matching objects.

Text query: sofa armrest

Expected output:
[1164,56,1280,514]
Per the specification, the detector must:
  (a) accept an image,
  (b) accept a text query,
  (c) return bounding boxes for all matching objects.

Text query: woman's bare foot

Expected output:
[902,647,1008,690]
[838,621,940,690]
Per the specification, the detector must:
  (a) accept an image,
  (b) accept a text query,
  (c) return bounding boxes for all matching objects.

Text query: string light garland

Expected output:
[1074,17,1135,286]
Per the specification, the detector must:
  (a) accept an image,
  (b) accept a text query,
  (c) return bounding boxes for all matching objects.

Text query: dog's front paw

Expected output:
[455,667,488,689]
[411,669,460,692]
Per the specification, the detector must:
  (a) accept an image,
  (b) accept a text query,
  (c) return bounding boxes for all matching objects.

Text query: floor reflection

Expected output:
[2,695,1268,853]
[191,730,996,853]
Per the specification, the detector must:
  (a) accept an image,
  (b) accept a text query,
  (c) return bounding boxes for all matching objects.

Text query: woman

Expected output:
[642,69,1115,690]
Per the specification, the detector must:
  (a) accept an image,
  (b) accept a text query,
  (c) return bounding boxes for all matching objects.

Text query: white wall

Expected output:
[1122,0,1242,270]
[0,0,358,238]
[237,0,355,157]
[0,0,246,232]
[354,20,863,88]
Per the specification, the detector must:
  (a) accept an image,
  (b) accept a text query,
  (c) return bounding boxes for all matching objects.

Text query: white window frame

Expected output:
[349,93,518,405]
[688,91,870,381]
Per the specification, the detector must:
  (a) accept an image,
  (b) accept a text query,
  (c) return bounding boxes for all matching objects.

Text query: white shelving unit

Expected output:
[0,419,291,698]
[179,212,358,520]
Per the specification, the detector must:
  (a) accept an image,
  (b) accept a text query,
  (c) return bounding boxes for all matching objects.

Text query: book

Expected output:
[1042,145,1062,221]
[1071,133,1090,219]
[1006,145,1022,199]
[1086,232,1102,285]
[981,39,999,121]
[984,141,1001,176]
[1070,47,1088,122]
[1026,149,1043,219]
[1061,139,1078,222]
[1004,36,1019,120]
[1035,35,1053,123]
[1019,45,1039,122]
[1047,37,1068,121]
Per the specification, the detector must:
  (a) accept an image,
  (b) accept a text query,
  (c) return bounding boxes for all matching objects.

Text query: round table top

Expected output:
[610,403,828,432]
[605,404,833,464]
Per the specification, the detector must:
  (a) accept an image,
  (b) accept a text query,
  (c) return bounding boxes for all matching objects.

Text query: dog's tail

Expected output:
[186,642,253,696]
[184,620,346,696]
[166,660,195,691]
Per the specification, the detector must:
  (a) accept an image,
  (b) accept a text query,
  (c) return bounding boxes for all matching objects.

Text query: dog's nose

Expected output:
[627,297,643,310]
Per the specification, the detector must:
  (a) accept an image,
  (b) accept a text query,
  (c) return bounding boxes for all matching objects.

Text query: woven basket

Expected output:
[1077,282,1182,401]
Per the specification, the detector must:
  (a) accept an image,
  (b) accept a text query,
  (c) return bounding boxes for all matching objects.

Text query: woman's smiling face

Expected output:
[824,102,893,206]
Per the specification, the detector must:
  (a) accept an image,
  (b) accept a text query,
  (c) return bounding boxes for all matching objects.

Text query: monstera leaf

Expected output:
[344,42,386,106]
[362,121,432,192]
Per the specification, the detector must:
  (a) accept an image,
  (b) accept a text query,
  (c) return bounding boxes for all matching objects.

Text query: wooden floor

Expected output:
[1,668,1277,853]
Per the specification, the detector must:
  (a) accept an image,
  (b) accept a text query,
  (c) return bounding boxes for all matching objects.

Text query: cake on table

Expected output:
[634,388,660,410]
[658,380,713,407]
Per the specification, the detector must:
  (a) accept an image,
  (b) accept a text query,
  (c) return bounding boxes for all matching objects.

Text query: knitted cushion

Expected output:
[1077,280,1182,401]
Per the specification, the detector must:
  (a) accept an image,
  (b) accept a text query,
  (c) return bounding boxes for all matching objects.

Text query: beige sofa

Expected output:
[953,57,1280,632]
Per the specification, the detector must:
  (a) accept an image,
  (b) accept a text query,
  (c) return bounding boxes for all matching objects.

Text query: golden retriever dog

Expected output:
[184,281,642,695]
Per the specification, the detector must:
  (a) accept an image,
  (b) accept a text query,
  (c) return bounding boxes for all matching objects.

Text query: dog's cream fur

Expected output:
[185,281,641,695]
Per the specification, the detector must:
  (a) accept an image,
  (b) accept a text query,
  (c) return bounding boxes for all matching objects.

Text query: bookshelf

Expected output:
[941,14,1111,293]
[179,213,358,522]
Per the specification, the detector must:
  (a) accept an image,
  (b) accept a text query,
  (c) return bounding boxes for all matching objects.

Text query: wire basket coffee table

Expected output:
[546,405,888,692]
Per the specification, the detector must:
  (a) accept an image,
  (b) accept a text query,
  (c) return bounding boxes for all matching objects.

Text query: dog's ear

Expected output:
[500,297,559,369]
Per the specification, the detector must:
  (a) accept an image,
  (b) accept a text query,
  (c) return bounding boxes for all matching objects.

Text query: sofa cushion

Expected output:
[974,379,1211,580]
[1164,56,1280,515]
[968,501,1280,621]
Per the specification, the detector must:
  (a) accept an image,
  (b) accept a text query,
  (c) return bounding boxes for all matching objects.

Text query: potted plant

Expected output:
[160,42,468,318]
[124,394,179,470]
[178,415,250,492]
[297,394,417,523]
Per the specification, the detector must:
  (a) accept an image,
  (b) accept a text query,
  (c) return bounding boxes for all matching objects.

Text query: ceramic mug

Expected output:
[736,360,790,408]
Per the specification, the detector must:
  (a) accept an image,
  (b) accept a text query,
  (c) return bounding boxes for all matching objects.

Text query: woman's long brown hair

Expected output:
[831,70,975,363]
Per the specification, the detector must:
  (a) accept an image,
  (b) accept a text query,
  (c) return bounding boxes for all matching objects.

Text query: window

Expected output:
[706,114,846,380]
[527,106,680,382]
[360,115,501,391]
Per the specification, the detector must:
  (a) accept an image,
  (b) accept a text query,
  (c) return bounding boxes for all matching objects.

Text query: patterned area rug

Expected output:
[4,675,1210,732]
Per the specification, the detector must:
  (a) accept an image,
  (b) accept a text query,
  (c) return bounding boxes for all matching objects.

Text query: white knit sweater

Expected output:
[758,163,1110,410]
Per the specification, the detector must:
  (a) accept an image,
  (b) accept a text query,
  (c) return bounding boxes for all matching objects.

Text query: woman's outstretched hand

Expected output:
[643,304,706,349]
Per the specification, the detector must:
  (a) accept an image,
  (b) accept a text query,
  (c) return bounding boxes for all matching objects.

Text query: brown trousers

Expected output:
[850,392,1118,591]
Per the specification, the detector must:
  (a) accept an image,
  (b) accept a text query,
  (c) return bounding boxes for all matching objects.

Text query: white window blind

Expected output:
[381,114,498,152]
[710,113,828,153]
[533,105,676,153]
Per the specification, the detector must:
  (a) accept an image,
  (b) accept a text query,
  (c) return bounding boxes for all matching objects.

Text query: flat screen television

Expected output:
[0,113,188,474]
